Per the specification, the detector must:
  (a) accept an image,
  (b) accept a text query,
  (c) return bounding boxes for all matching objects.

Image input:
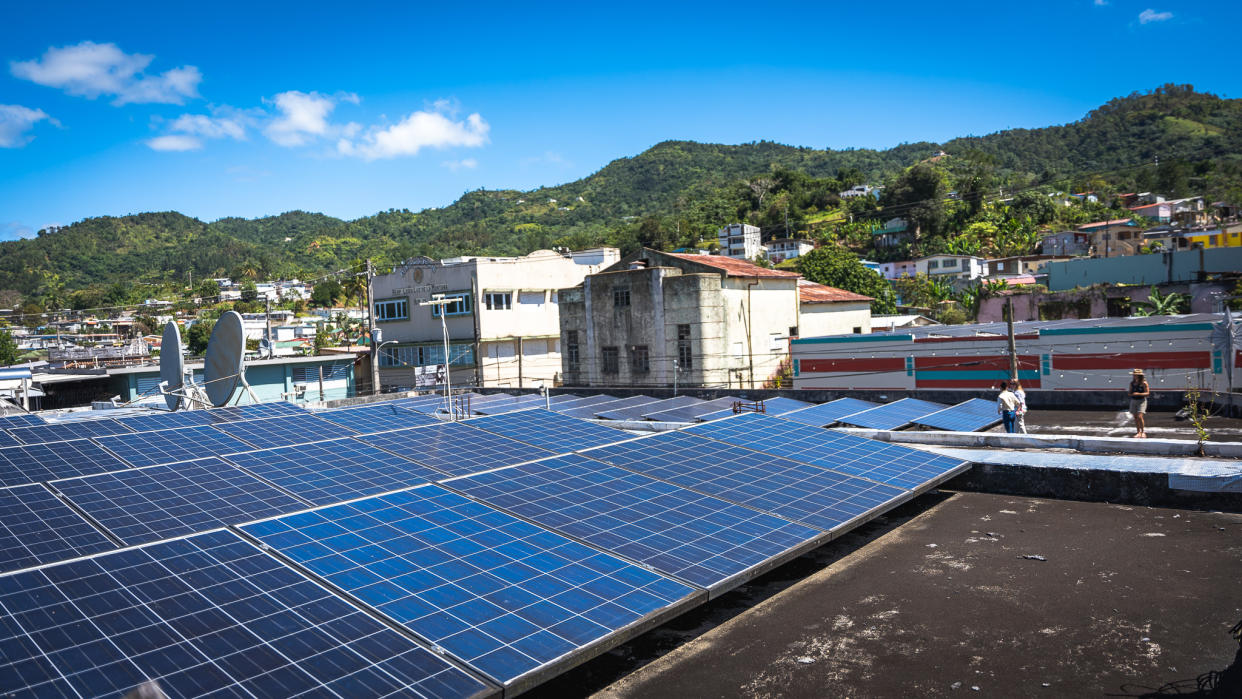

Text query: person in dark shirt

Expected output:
[1128,369,1150,438]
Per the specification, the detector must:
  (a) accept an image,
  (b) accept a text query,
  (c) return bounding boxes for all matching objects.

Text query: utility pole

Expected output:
[264,297,273,358]
[420,295,454,418]
[1006,296,1018,382]
[365,259,380,395]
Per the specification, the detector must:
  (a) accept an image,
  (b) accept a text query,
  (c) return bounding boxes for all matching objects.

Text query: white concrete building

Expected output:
[914,255,987,283]
[796,280,873,338]
[767,238,815,263]
[369,248,620,389]
[716,223,765,260]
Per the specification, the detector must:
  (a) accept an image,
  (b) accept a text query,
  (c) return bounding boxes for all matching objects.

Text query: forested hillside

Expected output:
[2,84,1239,310]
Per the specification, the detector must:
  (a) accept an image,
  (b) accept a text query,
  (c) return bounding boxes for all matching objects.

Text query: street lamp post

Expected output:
[419,296,454,419]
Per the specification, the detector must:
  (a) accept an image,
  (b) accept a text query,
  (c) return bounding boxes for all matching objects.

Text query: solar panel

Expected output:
[754,397,815,415]
[200,401,307,423]
[687,413,970,490]
[912,398,1003,432]
[582,431,908,533]
[590,396,662,421]
[0,414,45,427]
[0,529,491,698]
[0,430,20,448]
[241,486,697,688]
[595,396,691,421]
[450,454,823,593]
[7,418,135,445]
[635,396,704,420]
[315,403,441,434]
[778,398,881,427]
[94,425,256,468]
[555,397,635,420]
[464,409,631,454]
[224,438,444,506]
[0,439,132,488]
[113,410,214,432]
[836,397,949,430]
[549,394,616,416]
[360,422,554,477]
[470,395,550,416]
[0,484,115,573]
[640,396,741,423]
[213,413,359,449]
[52,457,308,545]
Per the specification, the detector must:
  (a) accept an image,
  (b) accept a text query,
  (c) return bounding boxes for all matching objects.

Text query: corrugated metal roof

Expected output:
[797,279,872,303]
[664,253,801,279]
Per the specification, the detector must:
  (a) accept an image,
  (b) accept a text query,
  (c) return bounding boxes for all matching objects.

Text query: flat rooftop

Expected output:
[526,490,1242,698]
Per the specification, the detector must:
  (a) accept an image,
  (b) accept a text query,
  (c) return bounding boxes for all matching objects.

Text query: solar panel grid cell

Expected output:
[213,413,359,449]
[113,410,214,432]
[641,396,741,423]
[0,529,491,699]
[8,419,135,445]
[449,454,822,591]
[0,431,19,448]
[0,439,131,488]
[470,395,550,416]
[201,401,306,423]
[0,414,45,427]
[242,486,696,687]
[0,484,116,573]
[583,432,908,533]
[912,398,1002,432]
[464,410,628,454]
[687,413,968,489]
[555,397,634,420]
[752,397,814,415]
[223,438,444,506]
[52,457,308,545]
[778,398,880,427]
[360,422,554,477]
[625,396,703,420]
[94,425,256,468]
[836,398,949,430]
[590,396,661,421]
[315,404,440,434]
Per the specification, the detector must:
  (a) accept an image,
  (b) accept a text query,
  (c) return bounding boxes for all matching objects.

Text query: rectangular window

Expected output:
[602,346,619,374]
[677,324,692,371]
[942,258,957,268]
[484,292,512,310]
[927,260,939,269]
[631,345,650,375]
[292,364,349,383]
[566,331,580,370]
[430,292,472,317]
[853,327,863,334]
[374,297,409,322]
[613,286,631,308]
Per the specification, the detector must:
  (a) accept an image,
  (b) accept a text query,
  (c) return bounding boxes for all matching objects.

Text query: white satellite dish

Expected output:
[159,321,184,411]
[203,311,245,407]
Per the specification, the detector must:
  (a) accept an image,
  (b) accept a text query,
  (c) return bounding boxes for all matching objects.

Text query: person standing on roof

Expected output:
[997,382,1020,434]
[1013,381,1028,434]
[1129,369,1150,438]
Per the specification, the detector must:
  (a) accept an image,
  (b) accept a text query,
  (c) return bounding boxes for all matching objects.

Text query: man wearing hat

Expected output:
[1128,369,1150,438]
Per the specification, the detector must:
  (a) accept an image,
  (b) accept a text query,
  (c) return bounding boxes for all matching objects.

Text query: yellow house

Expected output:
[1170,223,1242,250]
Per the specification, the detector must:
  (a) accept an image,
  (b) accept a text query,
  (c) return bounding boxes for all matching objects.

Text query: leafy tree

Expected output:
[796,247,897,314]
[881,162,948,246]
[1136,286,1186,316]
[240,280,259,303]
[195,279,220,301]
[0,328,18,365]
[311,280,342,307]
[184,320,214,355]
[894,274,954,309]
[1010,191,1058,225]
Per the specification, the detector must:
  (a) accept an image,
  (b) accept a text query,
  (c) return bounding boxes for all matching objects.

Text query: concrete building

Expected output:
[559,250,870,390]
[975,282,1234,323]
[839,184,878,198]
[767,238,814,264]
[914,254,987,284]
[1079,218,1141,257]
[872,218,911,248]
[369,248,619,389]
[716,223,765,260]
[110,354,359,405]
[985,254,1071,279]
[878,260,917,280]
[1040,230,1090,257]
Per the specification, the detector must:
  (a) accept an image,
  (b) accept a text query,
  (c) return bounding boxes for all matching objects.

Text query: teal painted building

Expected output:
[109,354,359,405]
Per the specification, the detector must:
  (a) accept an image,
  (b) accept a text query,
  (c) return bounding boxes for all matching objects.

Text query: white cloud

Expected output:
[338,104,489,160]
[442,158,479,172]
[263,91,353,146]
[1138,8,1173,23]
[1094,0,1107,6]
[146,134,202,151]
[0,221,36,241]
[10,41,200,105]
[0,104,57,147]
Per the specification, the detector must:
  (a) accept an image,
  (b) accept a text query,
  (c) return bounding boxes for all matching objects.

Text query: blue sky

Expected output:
[2,1,1238,240]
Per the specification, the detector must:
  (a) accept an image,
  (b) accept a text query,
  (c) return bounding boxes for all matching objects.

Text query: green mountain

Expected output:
[3,84,1240,305]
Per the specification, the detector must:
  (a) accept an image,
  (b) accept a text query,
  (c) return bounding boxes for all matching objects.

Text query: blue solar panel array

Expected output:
[778,397,880,427]
[242,486,697,688]
[52,457,307,545]
[593,396,669,421]
[584,431,909,533]
[0,530,491,698]
[94,424,255,468]
[470,395,550,416]
[360,422,554,477]
[7,418,135,445]
[0,414,46,427]
[213,413,359,448]
[688,413,969,490]
[695,396,814,422]
[450,454,823,592]
[556,396,635,420]
[201,400,307,423]
[315,403,440,433]
[0,439,131,487]
[640,396,741,423]
[836,397,949,430]
[465,409,630,454]
[224,438,443,506]
[113,409,215,432]
[0,431,20,449]
[911,398,1002,432]
[0,484,115,573]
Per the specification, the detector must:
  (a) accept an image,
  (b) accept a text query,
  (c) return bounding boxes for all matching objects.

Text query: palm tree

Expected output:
[1135,286,1186,316]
